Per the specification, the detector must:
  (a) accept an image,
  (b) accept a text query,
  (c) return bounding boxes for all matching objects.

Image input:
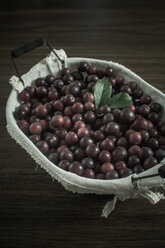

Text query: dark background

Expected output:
[1,0,165,247]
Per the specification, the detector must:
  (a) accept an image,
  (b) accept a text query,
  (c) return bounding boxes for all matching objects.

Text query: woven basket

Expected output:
[6,48,165,217]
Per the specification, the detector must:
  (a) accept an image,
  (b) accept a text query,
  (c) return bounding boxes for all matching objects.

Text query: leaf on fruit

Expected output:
[108,92,133,109]
[94,79,112,109]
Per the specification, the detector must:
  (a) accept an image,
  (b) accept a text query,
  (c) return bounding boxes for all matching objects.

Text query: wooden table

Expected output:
[1,0,165,247]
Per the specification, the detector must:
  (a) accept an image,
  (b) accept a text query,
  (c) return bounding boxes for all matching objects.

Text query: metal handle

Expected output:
[132,164,165,182]
[11,38,64,86]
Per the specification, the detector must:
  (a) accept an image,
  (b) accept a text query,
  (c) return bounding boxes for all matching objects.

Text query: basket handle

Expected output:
[11,38,64,86]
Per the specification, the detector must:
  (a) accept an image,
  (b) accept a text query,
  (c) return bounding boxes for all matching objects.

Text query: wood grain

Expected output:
[1,0,165,247]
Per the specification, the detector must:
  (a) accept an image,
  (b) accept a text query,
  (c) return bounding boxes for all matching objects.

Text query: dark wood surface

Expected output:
[1,0,165,247]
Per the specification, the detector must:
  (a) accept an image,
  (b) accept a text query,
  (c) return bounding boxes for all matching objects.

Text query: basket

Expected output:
[6,39,165,217]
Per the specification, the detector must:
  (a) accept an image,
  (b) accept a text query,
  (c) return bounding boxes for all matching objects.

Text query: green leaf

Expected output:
[94,79,112,109]
[108,92,133,109]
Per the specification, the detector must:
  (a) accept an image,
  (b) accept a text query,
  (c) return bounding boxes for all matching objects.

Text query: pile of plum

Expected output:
[14,62,165,180]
